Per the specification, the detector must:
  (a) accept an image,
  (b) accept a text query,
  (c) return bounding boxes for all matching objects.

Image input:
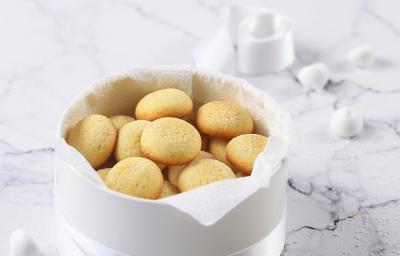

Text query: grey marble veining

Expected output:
[0,0,399,255]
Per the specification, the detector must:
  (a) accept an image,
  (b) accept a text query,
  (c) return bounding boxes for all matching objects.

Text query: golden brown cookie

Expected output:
[178,158,235,192]
[105,157,163,199]
[114,120,151,162]
[159,181,179,199]
[167,151,214,187]
[110,115,135,130]
[97,168,111,181]
[135,88,193,121]
[195,101,253,139]
[141,117,201,165]
[226,134,268,174]
[67,114,117,169]
[208,137,237,173]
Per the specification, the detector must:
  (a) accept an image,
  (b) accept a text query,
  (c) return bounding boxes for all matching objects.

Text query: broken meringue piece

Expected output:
[330,107,364,138]
[10,229,40,256]
[297,63,330,91]
[347,44,374,68]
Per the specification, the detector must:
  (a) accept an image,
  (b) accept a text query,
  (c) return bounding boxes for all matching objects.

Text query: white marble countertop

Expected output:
[1,0,400,255]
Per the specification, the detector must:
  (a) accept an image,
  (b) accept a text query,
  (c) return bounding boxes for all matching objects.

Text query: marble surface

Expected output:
[1,0,400,255]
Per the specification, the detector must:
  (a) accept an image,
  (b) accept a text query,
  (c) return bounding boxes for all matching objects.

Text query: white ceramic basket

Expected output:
[54,66,291,256]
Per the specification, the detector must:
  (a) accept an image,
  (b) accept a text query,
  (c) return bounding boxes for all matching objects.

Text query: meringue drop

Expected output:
[10,229,41,256]
[330,107,363,138]
[297,63,330,91]
[347,44,374,68]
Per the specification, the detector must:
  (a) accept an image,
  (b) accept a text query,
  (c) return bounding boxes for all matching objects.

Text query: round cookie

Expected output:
[178,158,235,192]
[114,120,150,162]
[105,157,163,199]
[167,151,214,187]
[67,114,117,169]
[97,168,111,181]
[226,134,268,174]
[135,88,193,121]
[208,137,237,172]
[141,117,201,165]
[110,115,135,130]
[195,101,253,139]
[159,181,179,199]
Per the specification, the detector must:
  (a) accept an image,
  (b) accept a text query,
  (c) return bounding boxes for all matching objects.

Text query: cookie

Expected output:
[159,181,179,199]
[208,137,237,172]
[97,168,111,181]
[135,88,193,121]
[178,158,235,192]
[167,151,214,187]
[110,115,135,130]
[141,117,201,165]
[105,157,164,199]
[114,120,151,162]
[195,101,253,139]
[67,114,117,169]
[226,134,268,174]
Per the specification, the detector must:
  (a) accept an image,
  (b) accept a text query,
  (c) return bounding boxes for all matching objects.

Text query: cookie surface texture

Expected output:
[105,157,163,199]
[178,158,235,192]
[114,120,150,162]
[195,101,253,139]
[226,134,268,174]
[67,114,117,169]
[141,117,201,165]
[135,88,193,121]
[167,151,214,187]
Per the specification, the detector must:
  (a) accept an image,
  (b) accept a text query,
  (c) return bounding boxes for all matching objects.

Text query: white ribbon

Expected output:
[55,199,286,256]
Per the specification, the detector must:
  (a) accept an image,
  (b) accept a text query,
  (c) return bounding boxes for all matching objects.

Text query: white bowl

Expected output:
[54,66,291,256]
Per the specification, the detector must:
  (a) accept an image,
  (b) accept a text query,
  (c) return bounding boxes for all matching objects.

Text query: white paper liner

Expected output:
[56,65,292,226]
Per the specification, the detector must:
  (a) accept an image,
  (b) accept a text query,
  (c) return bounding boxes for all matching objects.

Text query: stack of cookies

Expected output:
[66,88,268,200]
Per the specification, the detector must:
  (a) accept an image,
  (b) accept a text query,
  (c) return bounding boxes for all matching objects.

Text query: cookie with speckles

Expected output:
[178,158,235,192]
[135,88,193,121]
[209,137,238,173]
[67,114,117,169]
[114,120,151,162]
[167,151,214,187]
[195,101,253,139]
[141,117,201,165]
[105,157,163,199]
[226,134,268,174]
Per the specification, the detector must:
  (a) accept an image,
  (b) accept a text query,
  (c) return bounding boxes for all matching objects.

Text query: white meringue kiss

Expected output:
[347,44,374,69]
[330,107,364,138]
[297,63,330,91]
[10,229,40,256]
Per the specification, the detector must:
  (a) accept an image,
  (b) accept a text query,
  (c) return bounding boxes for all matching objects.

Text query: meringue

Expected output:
[330,107,363,138]
[10,229,40,256]
[297,63,330,91]
[347,44,374,68]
